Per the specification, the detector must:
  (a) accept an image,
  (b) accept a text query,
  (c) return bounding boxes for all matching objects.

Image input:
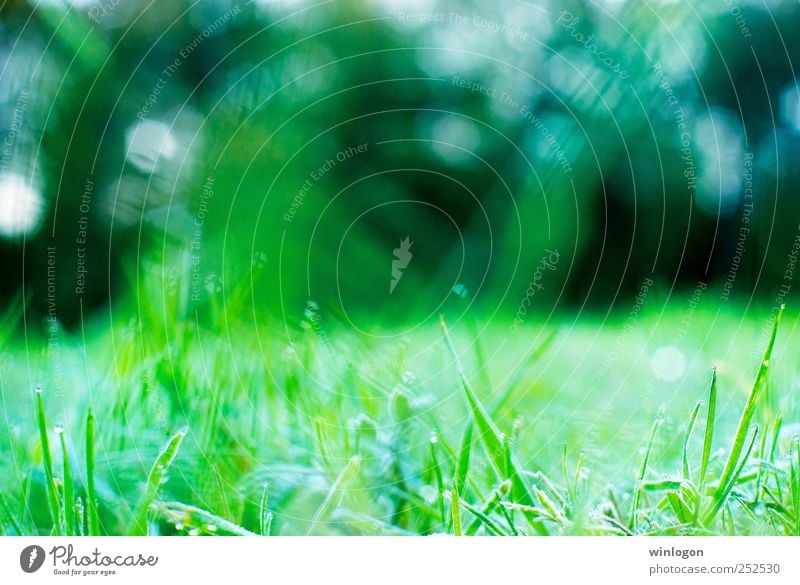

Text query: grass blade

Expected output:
[631,407,664,532]
[682,400,702,480]
[713,425,760,523]
[58,428,75,535]
[694,368,717,523]
[453,422,473,495]
[704,306,783,524]
[307,455,361,534]
[642,480,685,492]
[85,408,100,535]
[259,484,273,536]
[451,486,462,536]
[459,498,508,536]
[429,433,446,530]
[440,316,547,535]
[490,328,558,416]
[153,501,257,536]
[790,437,799,535]
[465,481,510,535]
[128,428,187,535]
[35,387,62,535]
[75,497,85,536]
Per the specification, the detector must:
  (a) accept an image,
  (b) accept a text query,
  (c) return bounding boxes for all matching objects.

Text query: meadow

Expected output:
[1,289,798,537]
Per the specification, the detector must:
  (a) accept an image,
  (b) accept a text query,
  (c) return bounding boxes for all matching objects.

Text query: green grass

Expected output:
[0,298,799,536]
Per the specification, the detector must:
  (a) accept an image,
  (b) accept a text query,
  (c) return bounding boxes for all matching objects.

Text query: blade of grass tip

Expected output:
[705,306,783,524]
[694,368,717,525]
[259,484,273,536]
[128,428,187,535]
[451,486,462,536]
[631,406,664,532]
[307,455,361,535]
[0,492,22,535]
[530,471,566,508]
[35,387,62,535]
[85,408,100,536]
[534,486,566,524]
[682,400,703,481]
[57,428,75,535]
[439,316,546,535]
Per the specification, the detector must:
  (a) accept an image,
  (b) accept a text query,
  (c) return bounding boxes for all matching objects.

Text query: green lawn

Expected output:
[1,295,799,536]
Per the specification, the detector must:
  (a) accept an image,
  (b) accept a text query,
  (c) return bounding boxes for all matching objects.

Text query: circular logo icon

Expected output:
[20,545,46,573]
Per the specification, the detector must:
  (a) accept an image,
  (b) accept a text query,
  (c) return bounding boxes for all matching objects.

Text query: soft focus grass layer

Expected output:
[1,300,799,535]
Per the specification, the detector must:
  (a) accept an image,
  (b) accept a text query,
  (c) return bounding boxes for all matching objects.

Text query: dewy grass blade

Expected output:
[631,406,664,532]
[128,428,187,535]
[704,306,783,524]
[440,316,547,535]
[152,501,258,536]
[713,425,760,524]
[58,428,75,535]
[694,368,717,524]
[85,408,100,536]
[35,387,62,535]
[682,400,703,481]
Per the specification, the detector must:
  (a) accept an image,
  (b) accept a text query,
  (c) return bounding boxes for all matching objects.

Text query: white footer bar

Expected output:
[1,536,797,584]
